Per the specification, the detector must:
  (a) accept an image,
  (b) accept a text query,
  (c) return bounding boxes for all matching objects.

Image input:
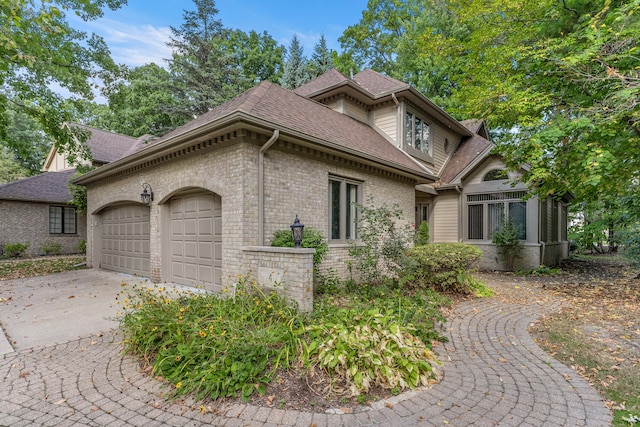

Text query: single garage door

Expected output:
[101,204,150,276]
[170,192,222,289]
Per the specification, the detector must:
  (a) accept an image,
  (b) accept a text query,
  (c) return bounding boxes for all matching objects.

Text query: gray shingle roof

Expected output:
[439,134,493,185]
[74,124,139,163]
[0,169,76,203]
[294,69,350,97]
[352,69,409,96]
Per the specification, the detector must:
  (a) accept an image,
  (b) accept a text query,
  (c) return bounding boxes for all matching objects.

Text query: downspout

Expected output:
[392,92,400,148]
[258,129,280,245]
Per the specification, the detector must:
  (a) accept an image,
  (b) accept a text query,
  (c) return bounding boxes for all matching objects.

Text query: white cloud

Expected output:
[81,19,174,67]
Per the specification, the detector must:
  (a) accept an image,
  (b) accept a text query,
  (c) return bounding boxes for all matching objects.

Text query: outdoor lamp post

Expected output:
[140,183,154,205]
[290,215,305,248]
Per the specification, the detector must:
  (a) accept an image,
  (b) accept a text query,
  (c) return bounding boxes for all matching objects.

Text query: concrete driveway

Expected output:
[0,269,152,354]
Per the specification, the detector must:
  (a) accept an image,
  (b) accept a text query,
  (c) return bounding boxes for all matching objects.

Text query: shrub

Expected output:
[302,307,440,396]
[118,275,305,402]
[40,241,62,255]
[271,227,327,272]
[3,242,30,258]
[77,239,87,253]
[414,221,430,246]
[407,243,483,293]
[492,222,523,271]
[349,198,415,285]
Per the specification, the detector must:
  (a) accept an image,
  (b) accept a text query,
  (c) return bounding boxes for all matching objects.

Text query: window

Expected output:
[329,177,360,241]
[467,193,527,240]
[49,206,76,234]
[405,111,430,155]
[483,169,509,181]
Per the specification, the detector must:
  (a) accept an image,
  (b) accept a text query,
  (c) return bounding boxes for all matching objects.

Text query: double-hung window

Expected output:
[405,111,430,155]
[49,206,77,234]
[467,192,527,241]
[329,177,360,241]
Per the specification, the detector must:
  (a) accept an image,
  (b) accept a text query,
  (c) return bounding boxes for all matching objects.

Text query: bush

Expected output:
[271,227,327,272]
[40,241,62,255]
[414,221,430,246]
[492,222,523,270]
[349,198,415,285]
[77,239,87,253]
[407,243,483,293]
[3,242,30,258]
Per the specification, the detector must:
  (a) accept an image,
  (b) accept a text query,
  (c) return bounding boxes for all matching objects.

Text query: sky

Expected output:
[71,0,369,68]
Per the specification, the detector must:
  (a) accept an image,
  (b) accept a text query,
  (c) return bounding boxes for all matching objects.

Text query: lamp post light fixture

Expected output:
[290,215,305,248]
[140,183,154,205]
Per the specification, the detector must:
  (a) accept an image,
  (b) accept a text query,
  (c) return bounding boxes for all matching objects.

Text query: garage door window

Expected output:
[49,206,76,234]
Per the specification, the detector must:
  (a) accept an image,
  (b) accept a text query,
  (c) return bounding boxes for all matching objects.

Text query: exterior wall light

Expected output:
[290,215,305,248]
[140,183,154,205]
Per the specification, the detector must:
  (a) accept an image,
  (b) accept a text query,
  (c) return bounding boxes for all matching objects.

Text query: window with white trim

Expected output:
[467,191,527,240]
[49,206,76,234]
[329,177,361,241]
[405,110,430,155]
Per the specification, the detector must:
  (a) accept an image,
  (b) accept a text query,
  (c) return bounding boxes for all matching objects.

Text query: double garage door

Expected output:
[99,192,221,288]
[101,204,150,276]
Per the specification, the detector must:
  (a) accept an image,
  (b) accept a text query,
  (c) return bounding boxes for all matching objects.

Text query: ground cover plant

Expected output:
[0,256,85,280]
[117,274,453,411]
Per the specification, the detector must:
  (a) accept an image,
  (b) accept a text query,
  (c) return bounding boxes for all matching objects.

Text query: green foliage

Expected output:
[0,107,51,175]
[1,0,124,162]
[69,165,95,213]
[414,221,430,246]
[302,308,440,396]
[0,146,29,183]
[308,34,334,79]
[280,34,309,89]
[77,239,87,254]
[118,275,305,402]
[619,228,640,267]
[270,227,328,272]
[3,242,30,259]
[39,241,62,256]
[348,198,415,285]
[492,222,523,271]
[407,243,483,294]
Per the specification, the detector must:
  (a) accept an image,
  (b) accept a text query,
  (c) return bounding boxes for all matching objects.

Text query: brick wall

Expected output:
[0,200,86,257]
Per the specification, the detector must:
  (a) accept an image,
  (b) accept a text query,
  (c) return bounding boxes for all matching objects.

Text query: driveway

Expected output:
[0,269,151,354]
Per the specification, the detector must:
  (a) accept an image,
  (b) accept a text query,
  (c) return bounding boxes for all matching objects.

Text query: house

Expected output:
[72,69,570,309]
[0,125,144,257]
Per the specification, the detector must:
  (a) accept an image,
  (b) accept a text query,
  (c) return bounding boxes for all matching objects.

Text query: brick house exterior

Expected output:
[73,69,570,309]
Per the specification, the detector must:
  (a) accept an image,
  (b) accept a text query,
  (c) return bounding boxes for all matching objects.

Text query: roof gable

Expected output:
[0,169,75,203]
[352,69,409,96]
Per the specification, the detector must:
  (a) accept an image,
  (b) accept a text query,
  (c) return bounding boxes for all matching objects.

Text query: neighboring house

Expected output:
[72,69,570,309]
[0,125,143,257]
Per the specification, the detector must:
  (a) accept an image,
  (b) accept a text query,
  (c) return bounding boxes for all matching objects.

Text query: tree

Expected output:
[1,0,125,164]
[1,106,51,174]
[167,0,237,121]
[220,29,285,93]
[96,63,179,137]
[340,0,640,207]
[280,34,309,90]
[0,146,29,183]
[308,35,334,79]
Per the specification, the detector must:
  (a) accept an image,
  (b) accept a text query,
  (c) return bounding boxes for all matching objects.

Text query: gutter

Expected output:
[258,130,280,245]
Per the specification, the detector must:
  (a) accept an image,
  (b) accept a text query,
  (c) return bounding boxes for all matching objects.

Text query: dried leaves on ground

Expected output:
[0,256,85,281]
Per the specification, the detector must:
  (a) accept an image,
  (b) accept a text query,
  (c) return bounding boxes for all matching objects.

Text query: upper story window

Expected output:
[483,169,509,181]
[405,111,430,155]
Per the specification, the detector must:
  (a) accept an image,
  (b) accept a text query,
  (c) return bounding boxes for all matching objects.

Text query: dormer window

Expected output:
[405,111,431,155]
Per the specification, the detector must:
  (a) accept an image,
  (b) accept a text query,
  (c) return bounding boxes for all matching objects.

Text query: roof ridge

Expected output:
[238,81,274,114]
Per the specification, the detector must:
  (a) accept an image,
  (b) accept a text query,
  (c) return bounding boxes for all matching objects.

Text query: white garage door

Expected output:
[101,204,150,276]
[170,192,222,289]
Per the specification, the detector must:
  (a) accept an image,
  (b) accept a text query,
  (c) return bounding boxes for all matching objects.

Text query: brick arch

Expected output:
[91,197,144,215]
[157,177,226,204]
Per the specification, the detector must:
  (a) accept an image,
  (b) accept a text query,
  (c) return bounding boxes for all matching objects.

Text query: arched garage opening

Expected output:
[166,190,222,290]
[99,203,150,276]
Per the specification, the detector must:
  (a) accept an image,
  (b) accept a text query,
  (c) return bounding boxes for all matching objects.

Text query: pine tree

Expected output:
[280,34,309,90]
[308,34,334,79]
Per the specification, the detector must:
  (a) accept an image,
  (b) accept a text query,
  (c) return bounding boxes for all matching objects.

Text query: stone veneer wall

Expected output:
[241,246,315,312]
[472,242,542,271]
[0,200,87,257]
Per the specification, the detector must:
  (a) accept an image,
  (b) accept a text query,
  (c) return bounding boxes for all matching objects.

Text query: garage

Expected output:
[169,192,222,289]
[100,204,150,276]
